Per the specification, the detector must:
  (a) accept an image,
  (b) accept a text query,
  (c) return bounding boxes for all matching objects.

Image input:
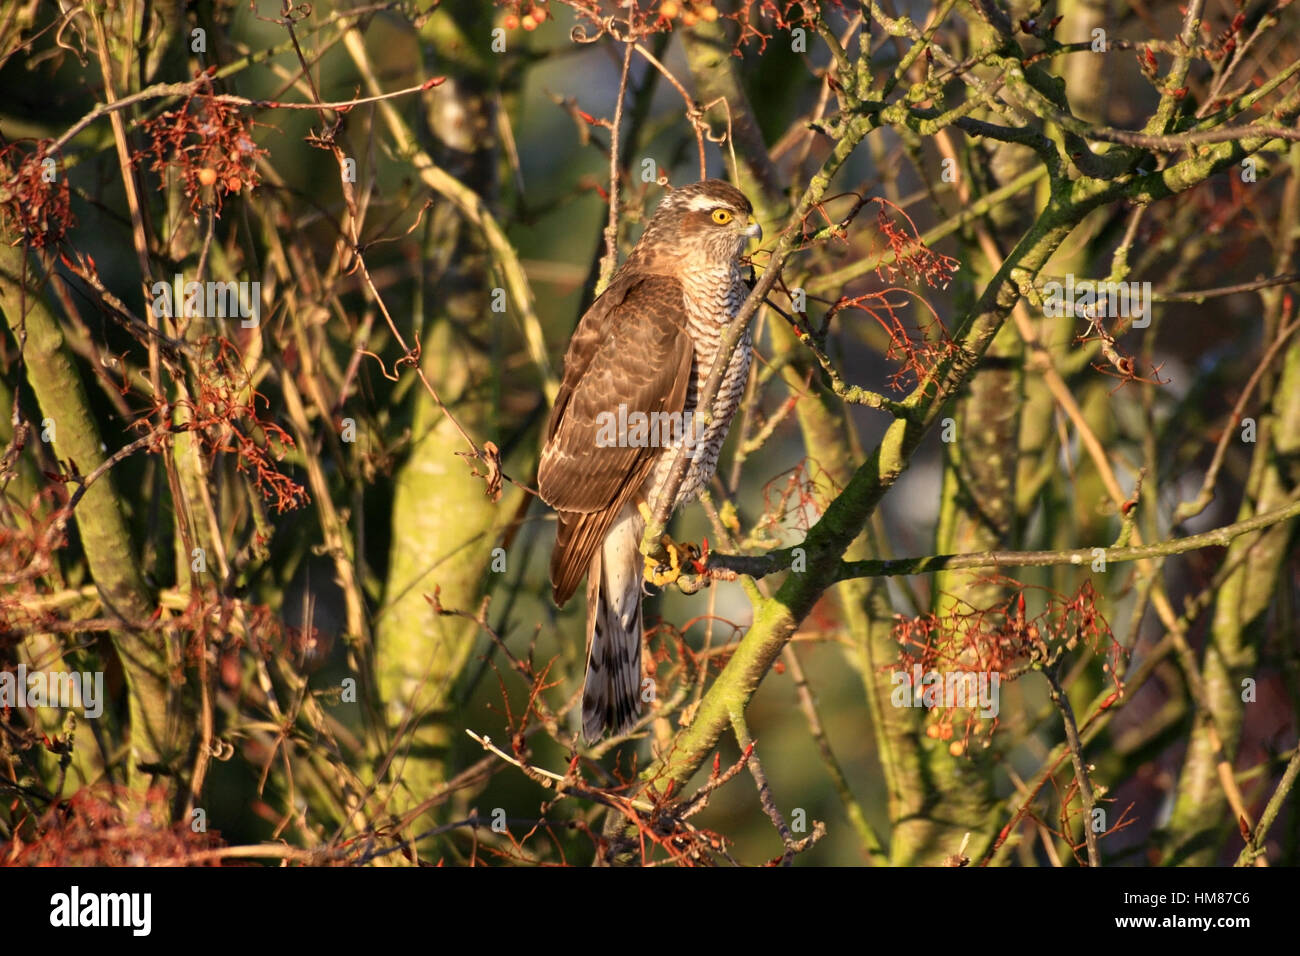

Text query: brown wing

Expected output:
[539,273,694,605]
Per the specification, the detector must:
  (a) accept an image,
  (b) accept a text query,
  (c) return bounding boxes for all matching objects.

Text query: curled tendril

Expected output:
[682,105,727,147]
[570,21,604,43]
[280,2,312,25]
[606,16,636,42]
[356,348,404,382]
[572,14,639,44]
[53,6,91,66]
[209,739,235,761]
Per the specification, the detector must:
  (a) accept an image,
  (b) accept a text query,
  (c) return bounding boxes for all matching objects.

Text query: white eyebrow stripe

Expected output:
[682,193,724,211]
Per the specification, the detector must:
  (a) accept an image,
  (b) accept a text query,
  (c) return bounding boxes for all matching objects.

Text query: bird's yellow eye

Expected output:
[711,208,734,225]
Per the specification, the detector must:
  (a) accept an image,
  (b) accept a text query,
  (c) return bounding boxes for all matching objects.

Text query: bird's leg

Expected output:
[637,501,703,588]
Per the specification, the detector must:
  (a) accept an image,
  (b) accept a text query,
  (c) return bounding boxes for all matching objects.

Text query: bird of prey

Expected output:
[538,179,761,742]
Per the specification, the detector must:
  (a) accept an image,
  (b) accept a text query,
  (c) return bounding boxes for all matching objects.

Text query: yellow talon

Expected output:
[637,500,702,588]
[643,533,699,588]
[664,535,682,576]
[644,554,675,588]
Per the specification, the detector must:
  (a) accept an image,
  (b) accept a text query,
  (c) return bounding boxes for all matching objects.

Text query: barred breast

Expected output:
[644,266,752,510]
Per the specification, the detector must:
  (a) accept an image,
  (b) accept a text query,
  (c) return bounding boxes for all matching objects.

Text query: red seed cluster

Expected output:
[137,73,265,217]
[0,140,75,248]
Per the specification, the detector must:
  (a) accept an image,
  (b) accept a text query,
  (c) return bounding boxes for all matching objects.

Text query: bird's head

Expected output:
[637,178,762,266]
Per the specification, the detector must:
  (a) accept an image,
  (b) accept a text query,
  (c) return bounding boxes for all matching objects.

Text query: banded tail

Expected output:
[582,503,644,741]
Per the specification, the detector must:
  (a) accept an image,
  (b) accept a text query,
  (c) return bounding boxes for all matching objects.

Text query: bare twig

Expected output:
[598,39,635,293]
[1043,663,1100,866]
[1235,747,1300,867]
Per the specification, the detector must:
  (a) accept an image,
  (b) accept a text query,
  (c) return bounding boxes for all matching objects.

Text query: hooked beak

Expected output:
[743,218,763,240]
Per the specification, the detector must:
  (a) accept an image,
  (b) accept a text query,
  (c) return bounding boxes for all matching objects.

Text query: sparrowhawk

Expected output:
[539,179,761,741]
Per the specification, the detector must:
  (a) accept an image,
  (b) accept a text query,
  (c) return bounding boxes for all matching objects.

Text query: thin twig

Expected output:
[598,38,634,293]
[1175,317,1300,522]
[1043,662,1100,866]
[1234,747,1300,866]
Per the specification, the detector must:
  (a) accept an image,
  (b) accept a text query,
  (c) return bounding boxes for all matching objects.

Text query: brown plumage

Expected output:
[538,179,760,741]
